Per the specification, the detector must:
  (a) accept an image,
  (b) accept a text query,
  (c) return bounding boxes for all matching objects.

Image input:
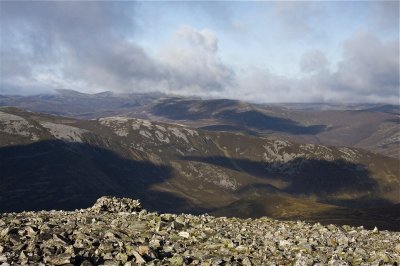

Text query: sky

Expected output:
[0,1,399,103]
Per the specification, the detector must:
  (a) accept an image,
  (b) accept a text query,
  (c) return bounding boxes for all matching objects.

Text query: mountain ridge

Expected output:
[1,91,398,158]
[1,107,399,230]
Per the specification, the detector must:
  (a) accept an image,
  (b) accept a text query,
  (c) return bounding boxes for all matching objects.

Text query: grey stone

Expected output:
[0,197,399,265]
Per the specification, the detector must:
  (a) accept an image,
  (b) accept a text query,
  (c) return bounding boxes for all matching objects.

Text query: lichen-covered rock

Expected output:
[0,197,399,265]
[89,196,142,213]
[44,253,71,265]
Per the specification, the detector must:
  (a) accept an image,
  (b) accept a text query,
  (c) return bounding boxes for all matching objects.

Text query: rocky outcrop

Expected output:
[0,197,399,265]
[89,196,142,214]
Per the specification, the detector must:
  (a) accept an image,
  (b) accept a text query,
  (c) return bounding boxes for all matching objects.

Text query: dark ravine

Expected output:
[0,196,399,265]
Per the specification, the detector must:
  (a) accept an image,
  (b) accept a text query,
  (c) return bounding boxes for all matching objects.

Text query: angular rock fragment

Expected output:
[0,197,399,265]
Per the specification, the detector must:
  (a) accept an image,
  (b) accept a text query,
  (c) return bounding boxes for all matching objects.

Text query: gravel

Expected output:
[0,196,399,265]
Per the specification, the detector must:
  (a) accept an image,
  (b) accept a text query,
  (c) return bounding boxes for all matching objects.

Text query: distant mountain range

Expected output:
[0,90,399,158]
[0,106,399,230]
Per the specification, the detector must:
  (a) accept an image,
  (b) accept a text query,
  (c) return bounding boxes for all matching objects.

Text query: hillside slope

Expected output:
[0,91,398,158]
[0,107,399,230]
[150,98,400,158]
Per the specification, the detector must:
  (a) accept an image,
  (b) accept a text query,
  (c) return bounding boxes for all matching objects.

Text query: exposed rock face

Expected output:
[0,111,39,140]
[40,122,88,142]
[0,197,399,265]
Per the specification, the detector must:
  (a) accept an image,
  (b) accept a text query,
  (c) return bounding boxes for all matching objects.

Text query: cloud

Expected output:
[300,50,329,73]
[272,2,325,39]
[235,32,399,104]
[298,32,399,103]
[368,1,399,31]
[333,32,399,98]
[0,1,139,92]
[0,2,234,95]
[158,26,235,94]
[235,67,296,102]
[175,26,218,53]
[0,2,398,103]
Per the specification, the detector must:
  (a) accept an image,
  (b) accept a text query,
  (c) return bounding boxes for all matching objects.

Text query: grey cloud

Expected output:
[272,2,325,39]
[0,1,139,92]
[175,26,218,53]
[333,32,399,97]
[235,32,399,104]
[159,26,235,94]
[0,2,234,95]
[368,1,399,31]
[298,32,399,103]
[62,41,165,92]
[236,68,297,103]
[300,50,329,73]
[0,1,135,58]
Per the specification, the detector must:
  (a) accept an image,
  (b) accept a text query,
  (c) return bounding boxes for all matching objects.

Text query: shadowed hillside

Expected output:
[151,99,326,135]
[181,156,380,203]
[0,140,200,214]
[0,107,399,230]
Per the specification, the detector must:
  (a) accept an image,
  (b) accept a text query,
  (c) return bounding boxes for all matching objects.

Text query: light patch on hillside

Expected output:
[169,127,189,143]
[299,143,316,152]
[131,123,141,130]
[176,161,238,190]
[299,144,334,161]
[155,131,170,143]
[263,140,301,162]
[139,130,152,138]
[99,117,130,136]
[99,116,199,147]
[184,128,199,137]
[140,119,153,129]
[40,122,88,142]
[379,132,400,147]
[156,125,166,132]
[263,140,338,165]
[339,147,359,161]
[99,117,159,137]
[0,111,39,140]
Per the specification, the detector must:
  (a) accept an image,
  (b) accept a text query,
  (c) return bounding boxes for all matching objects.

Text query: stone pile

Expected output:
[89,197,142,214]
[0,197,399,265]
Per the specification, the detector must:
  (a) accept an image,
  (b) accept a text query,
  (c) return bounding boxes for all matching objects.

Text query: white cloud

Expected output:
[157,26,235,94]
[175,26,218,53]
[334,32,399,97]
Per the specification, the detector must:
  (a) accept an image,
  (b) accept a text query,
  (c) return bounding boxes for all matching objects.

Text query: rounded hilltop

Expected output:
[0,197,399,265]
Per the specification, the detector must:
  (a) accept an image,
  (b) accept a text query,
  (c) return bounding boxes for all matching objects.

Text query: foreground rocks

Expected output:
[0,197,399,265]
